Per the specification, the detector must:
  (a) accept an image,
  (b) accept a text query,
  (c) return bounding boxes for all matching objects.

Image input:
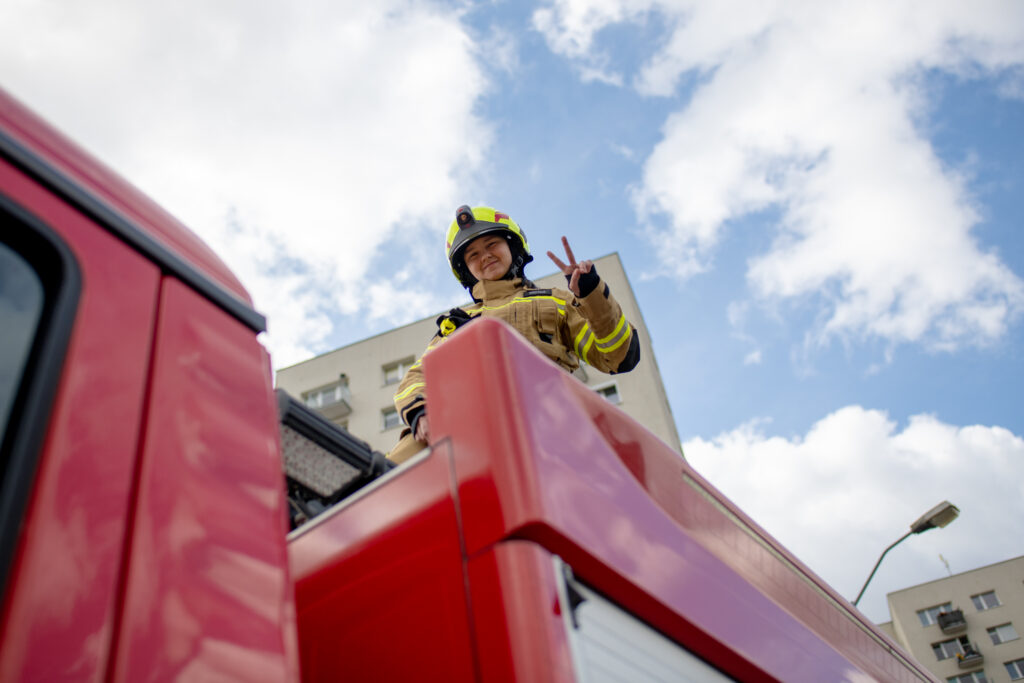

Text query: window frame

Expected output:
[0,195,82,594]
[932,636,968,661]
[594,381,622,405]
[947,672,987,683]
[382,407,400,431]
[1007,658,1024,680]
[382,357,415,386]
[304,378,350,409]
[918,602,953,627]
[989,623,1019,646]
[971,590,1001,611]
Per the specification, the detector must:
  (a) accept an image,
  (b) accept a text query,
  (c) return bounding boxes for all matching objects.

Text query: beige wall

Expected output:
[884,555,1024,681]
[275,253,682,457]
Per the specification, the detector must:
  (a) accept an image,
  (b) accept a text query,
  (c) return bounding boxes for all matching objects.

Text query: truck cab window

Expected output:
[0,242,44,451]
[0,201,81,593]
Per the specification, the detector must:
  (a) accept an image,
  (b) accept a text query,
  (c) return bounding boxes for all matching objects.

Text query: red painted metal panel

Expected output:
[425,317,937,683]
[467,541,576,683]
[110,278,296,682]
[0,157,159,682]
[289,442,477,683]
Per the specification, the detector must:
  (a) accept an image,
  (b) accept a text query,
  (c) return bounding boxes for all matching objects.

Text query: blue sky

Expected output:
[2,0,1022,625]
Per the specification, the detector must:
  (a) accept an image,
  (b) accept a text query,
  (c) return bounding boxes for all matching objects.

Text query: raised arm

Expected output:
[549,237,640,374]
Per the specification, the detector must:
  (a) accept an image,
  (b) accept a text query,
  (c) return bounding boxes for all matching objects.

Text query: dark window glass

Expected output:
[972,590,1000,611]
[932,637,968,661]
[1,197,80,595]
[918,602,953,626]
[0,243,44,445]
[946,672,987,683]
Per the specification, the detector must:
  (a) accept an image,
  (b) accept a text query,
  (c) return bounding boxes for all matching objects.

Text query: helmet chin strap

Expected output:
[502,234,533,281]
[502,253,524,281]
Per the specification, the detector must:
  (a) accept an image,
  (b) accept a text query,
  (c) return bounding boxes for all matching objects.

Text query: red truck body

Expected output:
[0,88,938,682]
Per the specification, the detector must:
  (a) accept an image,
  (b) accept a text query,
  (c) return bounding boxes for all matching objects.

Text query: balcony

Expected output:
[305,379,352,420]
[938,609,967,635]
[956,645,983,670]
[317,388,352,420]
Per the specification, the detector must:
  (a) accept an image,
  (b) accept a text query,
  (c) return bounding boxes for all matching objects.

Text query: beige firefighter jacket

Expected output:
[388,273,639,463]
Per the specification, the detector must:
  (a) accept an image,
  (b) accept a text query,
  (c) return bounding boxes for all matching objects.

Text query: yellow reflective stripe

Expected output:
[573,321,598,360]
[573,323,591,357]
[595,317,630,353]
[596,326,632,353]
[394,382,425,401]
[409,337,445,371]
[581,333,596,364]
[475,296,566,315]
[595,314,627,344]
[575,317,631,361]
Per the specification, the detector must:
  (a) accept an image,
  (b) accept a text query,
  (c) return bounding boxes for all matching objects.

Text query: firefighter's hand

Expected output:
[415,415,430,442]
[547,236,593,297]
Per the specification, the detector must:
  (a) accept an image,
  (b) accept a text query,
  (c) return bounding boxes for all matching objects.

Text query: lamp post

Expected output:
[853,501,960,607]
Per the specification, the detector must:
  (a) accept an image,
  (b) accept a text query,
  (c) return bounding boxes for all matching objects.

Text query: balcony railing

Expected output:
[318,385,352,420]
[305,382,353,420]
[938,609,967,635]
[956,645,983,670]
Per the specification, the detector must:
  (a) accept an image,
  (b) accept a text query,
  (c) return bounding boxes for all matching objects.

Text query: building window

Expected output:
[1007,658,1024,680]
[933,636,968,661]
[595,383,621,404]
[989,623,1019,645]
[383,358,415,386]
[948,672,988,683]
[304,378,350,409]
[972,590,1001,611]
[382,407,400,430]
[918,603,953,627]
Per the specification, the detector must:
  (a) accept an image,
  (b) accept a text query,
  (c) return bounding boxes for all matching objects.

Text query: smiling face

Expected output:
[462,233,513,282]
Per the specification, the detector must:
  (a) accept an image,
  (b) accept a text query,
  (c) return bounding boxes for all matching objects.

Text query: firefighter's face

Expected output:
[463,234,512,281]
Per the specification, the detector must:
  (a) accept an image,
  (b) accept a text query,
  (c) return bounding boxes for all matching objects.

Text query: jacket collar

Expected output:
[471,277,524,302]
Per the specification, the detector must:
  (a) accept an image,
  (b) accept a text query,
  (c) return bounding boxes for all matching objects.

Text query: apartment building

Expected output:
[275,252,682,457]
[879,556,1024,683]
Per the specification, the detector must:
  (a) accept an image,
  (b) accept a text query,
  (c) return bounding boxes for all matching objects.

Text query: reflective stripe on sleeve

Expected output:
[595,314,626,345]
[394,382,425,401]
[594,316,632,353]
[573,323,595,363]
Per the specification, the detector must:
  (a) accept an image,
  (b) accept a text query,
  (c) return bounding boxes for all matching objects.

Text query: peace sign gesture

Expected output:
[547,236,593,297]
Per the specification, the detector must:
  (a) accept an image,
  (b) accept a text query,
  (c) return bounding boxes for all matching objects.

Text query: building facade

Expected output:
[878,556,1024,683]
[275,253,682,457]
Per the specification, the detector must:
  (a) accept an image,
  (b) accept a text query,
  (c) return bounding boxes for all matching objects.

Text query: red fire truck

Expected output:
[0,88,938,681]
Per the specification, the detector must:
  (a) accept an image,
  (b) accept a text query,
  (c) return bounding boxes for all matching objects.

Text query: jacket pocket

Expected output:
[536,300,558,330]
[534,300,563,347]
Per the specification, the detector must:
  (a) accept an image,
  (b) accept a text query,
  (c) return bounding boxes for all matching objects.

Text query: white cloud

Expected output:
[532,0,648,83]
[534,0,1024,350]
[0,0,491,366]
[742,349,761,365]
[684,406,1024,623]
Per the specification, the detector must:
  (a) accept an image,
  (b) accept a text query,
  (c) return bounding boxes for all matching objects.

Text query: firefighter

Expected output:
[387,205,641,464]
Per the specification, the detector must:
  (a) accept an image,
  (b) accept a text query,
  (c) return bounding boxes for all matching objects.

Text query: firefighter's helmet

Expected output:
[445,205,532,287]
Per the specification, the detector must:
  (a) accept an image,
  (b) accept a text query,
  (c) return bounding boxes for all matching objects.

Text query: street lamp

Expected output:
[852,501,960,607]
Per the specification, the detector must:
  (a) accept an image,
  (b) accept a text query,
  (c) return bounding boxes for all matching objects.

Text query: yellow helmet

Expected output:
[445,205,533,287]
